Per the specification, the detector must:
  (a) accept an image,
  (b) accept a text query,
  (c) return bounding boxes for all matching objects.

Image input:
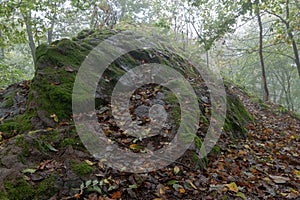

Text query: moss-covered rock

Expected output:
[223,90,254,138]
[0,28,255,199]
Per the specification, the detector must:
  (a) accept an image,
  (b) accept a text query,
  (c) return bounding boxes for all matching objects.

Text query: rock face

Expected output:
[0,29,253,199]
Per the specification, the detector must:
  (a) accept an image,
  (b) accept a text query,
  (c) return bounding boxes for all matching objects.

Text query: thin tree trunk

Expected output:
[0,47,4,61]
[47,16,56,44]
[0,30,4,60]
[90,5,98,29]
[23,12,36,67]
[285,72,294,110]
[206,51,209,68]
[257,8,269,101]
[285,0,300,77]
[265,0,300,77]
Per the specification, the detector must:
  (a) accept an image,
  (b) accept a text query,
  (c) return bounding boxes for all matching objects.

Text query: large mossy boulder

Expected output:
[0,29,254,199]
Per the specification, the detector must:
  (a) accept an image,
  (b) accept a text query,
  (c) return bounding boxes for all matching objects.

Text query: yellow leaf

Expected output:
[164,186,170,190]
[294,170,300,179]
[130,144,137,150]
[174,166,180,174]
[179,188,186,193]
[159,187,165,195]
[281,192,288,197]
[238,150,247,156]
[225,182,239,193]
[189,181,197,190]
[290,135,296,139]
[50,114,59,123]
[85,160,95,166]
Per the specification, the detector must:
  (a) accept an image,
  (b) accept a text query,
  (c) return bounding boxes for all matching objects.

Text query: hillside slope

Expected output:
[0,29,299,199]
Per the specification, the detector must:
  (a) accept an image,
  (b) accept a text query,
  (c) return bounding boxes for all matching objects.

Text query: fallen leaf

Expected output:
[236,192,247,200]
[111,191,122,199]
[269,175,290,184]
[22,168,37,174]
[159,187,165,195]
[74,193,81,200]
[129,184,138,189]
[238,150,247,156]
[294,170,300,179]
[225,182,239,193]
[174,166,180,174]
[167,180,177,185]
[64,65,76,72]
[179,188,186,193]
[50,114,59,123]
[189,181,197,190]
[85,160,96,166]
[44,142,58,152]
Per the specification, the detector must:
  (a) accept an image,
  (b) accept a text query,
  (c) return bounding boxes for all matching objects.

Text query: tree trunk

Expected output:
[90,5,98,29]
[0,31,4,60]
[257,8,269,101]
[23,12,36,67]
[1,48,4,60]
[285,0,300,77]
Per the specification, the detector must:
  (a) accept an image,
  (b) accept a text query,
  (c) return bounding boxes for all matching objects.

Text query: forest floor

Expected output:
[66,85,300,200]
[0,82,299,200]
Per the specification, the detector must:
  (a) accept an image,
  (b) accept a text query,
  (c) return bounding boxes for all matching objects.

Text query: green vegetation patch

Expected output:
[0,174,58,200]
[223,93,254,138]
[0,113,34,135]
[71,161,93,176]
[3,178,35,200]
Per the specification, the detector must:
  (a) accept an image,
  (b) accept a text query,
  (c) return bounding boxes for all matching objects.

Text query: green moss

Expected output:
[2,93,14,108]
[0,192,9,200]
[1,174,58,200]
[35,43,48,62]
[200,114,209,124]
[223,94,253,138]
[71,161,93,176]
[60,137,79,147]
[3,178,35,200]
[210,145,221,157]
[0,112,34,135]
[0,120,16,132]
[164,92,181,127]
[16,135,30,163]
[193,136,209,169]
[36,174,58,197]
[15,114,34,133]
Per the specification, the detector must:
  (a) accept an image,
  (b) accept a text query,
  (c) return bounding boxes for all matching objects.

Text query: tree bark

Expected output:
[285,0,300,77]
[0,30,4,60]
[257,8,269,101]
[23,11,36,67]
